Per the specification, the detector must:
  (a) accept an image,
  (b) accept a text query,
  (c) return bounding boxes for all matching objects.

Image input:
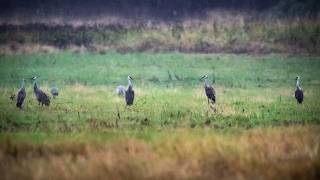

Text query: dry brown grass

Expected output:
[0,126,319,180]
[1,9,319,55]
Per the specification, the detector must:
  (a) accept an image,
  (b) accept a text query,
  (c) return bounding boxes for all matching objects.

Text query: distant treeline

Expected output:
[0,24,127,49]
[0,0,319,18]
[1,16,319,54]
[0,0,319,54]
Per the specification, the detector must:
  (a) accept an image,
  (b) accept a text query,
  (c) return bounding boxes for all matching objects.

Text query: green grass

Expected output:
[0,52,320,132]
[1,52,320,179]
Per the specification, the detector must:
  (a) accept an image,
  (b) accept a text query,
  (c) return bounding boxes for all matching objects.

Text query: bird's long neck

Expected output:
[33,81,38,91]
[20,81,25,90]
[128,79,132,88]
[296,79,301,90]
[204,78,209,87]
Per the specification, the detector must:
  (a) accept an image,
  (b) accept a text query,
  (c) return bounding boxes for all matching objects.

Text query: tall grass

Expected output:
[0,126,319,179]
[1,10,319,54]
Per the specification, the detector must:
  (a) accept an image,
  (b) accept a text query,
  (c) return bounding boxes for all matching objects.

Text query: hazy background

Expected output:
[0,0,319,23]
[0,0,319,55]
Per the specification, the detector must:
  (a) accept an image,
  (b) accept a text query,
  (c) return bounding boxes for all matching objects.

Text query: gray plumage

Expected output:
[16,79,26,109]
[32,77,50,106]
[50,84,59,98]
[125,76,134,106]
[295,76,303,104]
[201,75,216,104]
[116,85,126,96]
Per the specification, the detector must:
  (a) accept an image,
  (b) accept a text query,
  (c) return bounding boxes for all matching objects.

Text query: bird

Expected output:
[16,79,26,109]
[116,85,126,96]
[31,76,50,106]
[50,84,59,98]
[201,75,216,104]
[295,76,304,104]
[125,75,134,106]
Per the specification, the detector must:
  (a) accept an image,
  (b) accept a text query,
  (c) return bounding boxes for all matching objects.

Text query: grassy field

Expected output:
[0,52,320,179]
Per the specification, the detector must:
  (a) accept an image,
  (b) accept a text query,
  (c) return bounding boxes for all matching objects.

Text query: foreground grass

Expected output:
[0,126,319,179]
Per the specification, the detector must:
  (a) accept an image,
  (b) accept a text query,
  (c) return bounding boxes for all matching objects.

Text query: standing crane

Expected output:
[31,76,50,106]
[295,76,304,104]
[201,75,216,105]
[16,79,26,109]
[125,75,134,106]
[116,85,126,96]
[50,83,59,98]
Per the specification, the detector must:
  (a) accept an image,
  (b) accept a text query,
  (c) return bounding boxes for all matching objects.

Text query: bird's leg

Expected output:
[207,98,210,105]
